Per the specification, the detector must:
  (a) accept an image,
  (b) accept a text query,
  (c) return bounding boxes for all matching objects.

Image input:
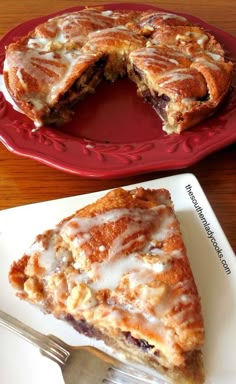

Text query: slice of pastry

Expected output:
[128,45,233,133]
[83,27,146,80]
[9,187,205,383]
[3,41,107,127]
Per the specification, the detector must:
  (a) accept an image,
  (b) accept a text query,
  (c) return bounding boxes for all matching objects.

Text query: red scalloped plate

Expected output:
[0,3,236,178]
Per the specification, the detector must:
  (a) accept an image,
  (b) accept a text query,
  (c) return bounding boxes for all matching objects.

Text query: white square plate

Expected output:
[0,173,236,383]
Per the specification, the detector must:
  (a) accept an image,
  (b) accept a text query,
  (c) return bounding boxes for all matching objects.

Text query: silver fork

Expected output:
[0,310,169,384]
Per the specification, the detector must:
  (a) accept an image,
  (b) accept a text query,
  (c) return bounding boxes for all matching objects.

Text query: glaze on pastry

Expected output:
[3,7,233,133]
[9,187,205,383]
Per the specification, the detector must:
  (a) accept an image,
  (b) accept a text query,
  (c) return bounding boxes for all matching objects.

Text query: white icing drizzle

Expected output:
[101,10,113,17]
[141,12,187,24]
[132,47,183,62]
[146,247,165,256]
[151,213,175,241]
[33,120,43,129]
[197,34,209,46]
[206,51,222,61]
[62,208,134,238]
[27,37,51,49]
[141,54,179,67]
[162,13,187,22]
[195,57,219,70]
[91,252,169,291]
[130,47,186,74]
[170,249,184,259]
[108,224,145,259]
[88,27,144,46]
[27,235,59,273]
[61,206,164,241]
[128,268,160,290]
[175,31,209,47]
[91,253,144,290]
[159,72,194,87]
[73,262,82,270]
[54,10,114,31]
[72,232,91,247]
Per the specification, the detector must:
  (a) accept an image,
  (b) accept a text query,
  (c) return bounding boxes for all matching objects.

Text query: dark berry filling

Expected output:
[124,331,154,351]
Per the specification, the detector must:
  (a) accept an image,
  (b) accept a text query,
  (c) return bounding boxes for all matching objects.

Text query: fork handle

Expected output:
[0,310,48,346]
[0,310,69,365]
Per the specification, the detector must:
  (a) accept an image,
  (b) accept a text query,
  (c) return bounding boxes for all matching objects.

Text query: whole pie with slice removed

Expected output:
[9,187,205,383]
[3,6,233,134]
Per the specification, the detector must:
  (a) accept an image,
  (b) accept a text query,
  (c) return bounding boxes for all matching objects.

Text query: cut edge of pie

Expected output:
[9,187,205,383]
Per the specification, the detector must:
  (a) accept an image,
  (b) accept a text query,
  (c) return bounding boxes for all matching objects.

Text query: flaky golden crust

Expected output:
[4,6,233,133]
[9,187,205,383]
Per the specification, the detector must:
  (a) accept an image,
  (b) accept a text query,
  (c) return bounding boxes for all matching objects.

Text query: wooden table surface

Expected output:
[0,0,235,253]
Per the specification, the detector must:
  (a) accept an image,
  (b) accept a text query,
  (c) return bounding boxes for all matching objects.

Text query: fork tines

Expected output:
[104,364,169,384]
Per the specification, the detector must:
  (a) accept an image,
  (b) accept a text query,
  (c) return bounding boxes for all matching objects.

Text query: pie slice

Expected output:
[9,187,205,383]
[83,26,146,80]
[3,42,107,127]
[128,44,233,133]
